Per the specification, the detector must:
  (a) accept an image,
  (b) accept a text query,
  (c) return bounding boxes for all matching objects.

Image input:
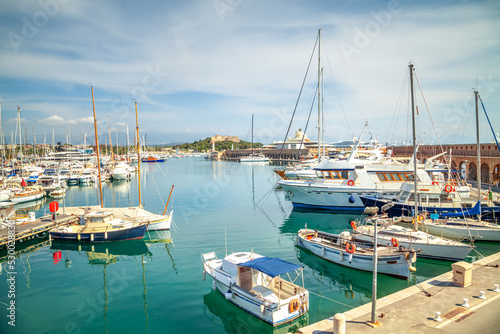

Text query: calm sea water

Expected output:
[1,158,499,334]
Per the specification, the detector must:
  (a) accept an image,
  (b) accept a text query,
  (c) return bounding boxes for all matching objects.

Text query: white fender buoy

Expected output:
[321,246,325,257]
[225,291,233,300]
[202,270,206,281]
[348,253,353,263]
[260,304,265,313]
[212,280,216,291]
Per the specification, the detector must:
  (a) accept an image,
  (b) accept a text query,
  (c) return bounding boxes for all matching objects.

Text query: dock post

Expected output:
[333,313,346,334]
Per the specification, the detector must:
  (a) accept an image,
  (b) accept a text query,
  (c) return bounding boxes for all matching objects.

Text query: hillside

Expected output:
[172,137,263,151]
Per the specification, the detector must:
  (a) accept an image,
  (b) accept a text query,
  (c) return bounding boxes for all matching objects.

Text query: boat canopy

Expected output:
[439,201,481,218]
[239,257,302,277]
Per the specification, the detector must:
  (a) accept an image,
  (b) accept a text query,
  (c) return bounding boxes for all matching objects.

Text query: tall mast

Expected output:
[17,106,22,166]
[409,63,418,226]
[108,116,112,159]
[91,86,104,207]
[126,125,130,160]
[475,90,481,221]
[251,114,254,155]
[135,101,142,208]
[317,28,322,162]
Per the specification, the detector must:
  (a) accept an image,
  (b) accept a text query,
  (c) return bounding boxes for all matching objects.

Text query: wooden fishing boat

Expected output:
[201,251,309,326]
[49,211,149,242]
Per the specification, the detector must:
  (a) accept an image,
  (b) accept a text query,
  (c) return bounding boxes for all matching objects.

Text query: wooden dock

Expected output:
[0,214,79,249]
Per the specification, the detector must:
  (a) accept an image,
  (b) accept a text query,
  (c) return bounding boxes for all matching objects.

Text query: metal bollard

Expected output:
[333,313,346,334]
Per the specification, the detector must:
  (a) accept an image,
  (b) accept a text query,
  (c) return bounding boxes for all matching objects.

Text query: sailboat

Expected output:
[239,114,269,163]
[350,64,478,259]
[414,90,500,241]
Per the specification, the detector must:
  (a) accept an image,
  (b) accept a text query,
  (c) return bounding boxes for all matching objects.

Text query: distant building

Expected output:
[267,129,316,150]
[210,135,239,143]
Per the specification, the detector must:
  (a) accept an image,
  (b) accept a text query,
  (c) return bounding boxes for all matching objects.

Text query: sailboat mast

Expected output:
[317,28,322,162]
[475,90,481,221]
[91,86,104,207]
[409,63,418,224]
[135,101,142,208]
[251,114,254,155]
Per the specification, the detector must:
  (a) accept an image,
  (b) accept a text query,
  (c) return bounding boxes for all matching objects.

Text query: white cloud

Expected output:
[0,0,498,144]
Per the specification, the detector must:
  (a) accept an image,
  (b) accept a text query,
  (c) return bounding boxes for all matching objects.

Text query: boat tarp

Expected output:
[439,201,481,218]
[239,257,302,278]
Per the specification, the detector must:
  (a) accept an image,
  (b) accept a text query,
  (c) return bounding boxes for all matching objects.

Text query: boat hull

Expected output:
[418,222,500,242]
[296,231,413,279]
[10,192,44,204]
[361,196,500,220]
[49,224,147,242]
[279,181,367,212]
[147,213,172,231]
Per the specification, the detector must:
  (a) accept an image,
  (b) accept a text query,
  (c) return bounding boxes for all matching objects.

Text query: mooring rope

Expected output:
[307,290,357,309]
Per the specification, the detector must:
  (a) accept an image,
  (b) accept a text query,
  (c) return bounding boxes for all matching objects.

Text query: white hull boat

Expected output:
[296,229,417,279]
[416,218,500,242]
[353,219,474,261]
[201,251,309,326]
[147,210,173,231]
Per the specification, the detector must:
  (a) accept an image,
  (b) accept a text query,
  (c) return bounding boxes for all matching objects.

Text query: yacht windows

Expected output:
[317,171,350,179]
[376,172,414,182]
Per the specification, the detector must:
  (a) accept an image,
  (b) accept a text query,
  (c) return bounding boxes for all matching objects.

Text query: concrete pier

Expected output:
[297,252,500,333]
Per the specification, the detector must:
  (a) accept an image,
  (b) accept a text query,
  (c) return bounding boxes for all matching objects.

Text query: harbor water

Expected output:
[1,158,499,334]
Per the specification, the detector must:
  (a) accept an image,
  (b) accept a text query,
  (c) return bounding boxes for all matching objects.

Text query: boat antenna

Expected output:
[91,86,104,207]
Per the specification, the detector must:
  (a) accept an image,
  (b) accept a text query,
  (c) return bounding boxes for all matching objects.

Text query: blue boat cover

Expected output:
[239,257,302,277]
[439,201,481,218]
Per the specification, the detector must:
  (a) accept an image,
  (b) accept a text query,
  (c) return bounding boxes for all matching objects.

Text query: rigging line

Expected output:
[413,69,446,154]
[278,33,318,159]
[478,95,500,152]
[453,93,474,144]
[298,84,318,157]
[322,47,354,136]
[385,68,408,145]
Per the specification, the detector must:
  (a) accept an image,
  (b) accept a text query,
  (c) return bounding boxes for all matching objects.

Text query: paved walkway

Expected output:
[298,252,500,334]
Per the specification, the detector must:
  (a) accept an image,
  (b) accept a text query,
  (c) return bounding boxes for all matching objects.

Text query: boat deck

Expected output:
[0,214,78,248]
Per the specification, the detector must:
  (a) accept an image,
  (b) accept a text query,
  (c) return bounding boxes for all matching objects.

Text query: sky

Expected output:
[0,0,499,147]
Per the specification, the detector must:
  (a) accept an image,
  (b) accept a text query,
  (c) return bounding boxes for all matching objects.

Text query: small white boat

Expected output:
[10,186,45,204]
[201,251,309,326]
[239,154,270,163]
[111,162,132,180]
[352,217,474,261]
[296,228,417,279]
[49,187,66,198]
[416,216,500,242]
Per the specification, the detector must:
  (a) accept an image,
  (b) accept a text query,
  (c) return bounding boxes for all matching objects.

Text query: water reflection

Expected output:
[203,289,308,334]
[280,209,362,236]
[50,240,152,332]
[144,230,177,274]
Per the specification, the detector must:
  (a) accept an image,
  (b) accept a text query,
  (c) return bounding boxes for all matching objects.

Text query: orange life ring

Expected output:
[432,181,439,186]
[347,179,355,186]
[391,237,399,247]
[345,290,355,299]
[345,242,356,254]
[418,215,425,222]
[444,185,453,193]
[288,298,300,313]
[306,235,313,240]
[350,221,357,230]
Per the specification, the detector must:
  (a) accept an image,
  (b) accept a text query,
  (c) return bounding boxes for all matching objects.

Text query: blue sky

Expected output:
[0,0,499,146]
